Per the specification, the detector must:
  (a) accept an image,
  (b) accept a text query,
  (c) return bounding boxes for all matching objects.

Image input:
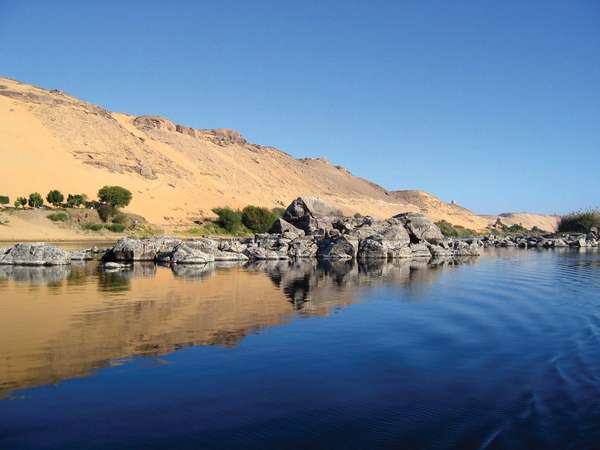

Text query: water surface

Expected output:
[1,249,599,449]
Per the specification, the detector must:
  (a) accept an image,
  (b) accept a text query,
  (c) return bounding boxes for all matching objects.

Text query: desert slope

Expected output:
[0,77,558,231]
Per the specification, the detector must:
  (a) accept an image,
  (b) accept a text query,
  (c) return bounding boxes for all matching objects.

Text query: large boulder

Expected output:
[393,212,444,244]
[317,236,355,259]
[357,236,412,259]
[0,243,71,266]
[181,238,248,261]
[268,218,305,239]
[169,242,215,264]
[244,246,289,260]
[106,237,182,261]
[283,197,341,235]
[244,234,290,260]
[287,237,318,258]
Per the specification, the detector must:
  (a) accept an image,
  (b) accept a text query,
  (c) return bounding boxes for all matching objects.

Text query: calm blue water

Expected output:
[1,249,599,449]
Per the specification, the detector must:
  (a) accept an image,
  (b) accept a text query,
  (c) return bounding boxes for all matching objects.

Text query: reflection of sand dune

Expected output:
[0,259,475,397]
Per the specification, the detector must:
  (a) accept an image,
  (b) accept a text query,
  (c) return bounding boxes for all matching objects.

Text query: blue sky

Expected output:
[1,1,598,214]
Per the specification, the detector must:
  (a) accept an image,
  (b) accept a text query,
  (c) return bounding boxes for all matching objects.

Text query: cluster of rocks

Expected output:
[98,198,481,266]
[480,232,599,249]
[0,198,483,267]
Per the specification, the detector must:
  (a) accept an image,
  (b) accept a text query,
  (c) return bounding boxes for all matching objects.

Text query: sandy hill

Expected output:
[0,77,558,232]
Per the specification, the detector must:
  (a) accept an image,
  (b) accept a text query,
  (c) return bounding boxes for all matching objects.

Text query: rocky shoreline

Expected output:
[1,198,596,267]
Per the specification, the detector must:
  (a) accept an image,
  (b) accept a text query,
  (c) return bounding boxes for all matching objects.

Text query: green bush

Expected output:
[97,204,117,222]
[435,220,477,238]
[505,223,529,234]
[46,190,64,207]
[241,205,277,233]
[558,209,600,233]
[67,193,87,208]
[212,207,244,234]
[0,195,9,205]
[47,212,69,222]
[106,223,125,233]
[112,212,131,227]
[98,185,132,208]
[83,223,104,232]
[28,192,44,208]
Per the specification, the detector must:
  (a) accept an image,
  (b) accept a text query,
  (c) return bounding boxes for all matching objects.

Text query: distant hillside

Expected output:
[0,77,558,231]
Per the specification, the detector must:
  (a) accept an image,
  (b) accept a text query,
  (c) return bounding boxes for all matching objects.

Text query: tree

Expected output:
[0,195,9,206]
[46,190,64,207]
[67,193,87,208]
[98,185,132,208]
[28,192,44,208]
[241,205,277,233]
[16,197,27,208]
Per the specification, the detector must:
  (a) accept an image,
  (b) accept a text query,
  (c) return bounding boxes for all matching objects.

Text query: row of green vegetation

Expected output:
[82,223,126,233]
[558,209,600,233]
[435,220,479,238]
[5,185,132,210]
[183,206,285,237]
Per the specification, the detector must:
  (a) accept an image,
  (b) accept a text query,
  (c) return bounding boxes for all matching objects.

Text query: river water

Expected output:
[1,248,599,449]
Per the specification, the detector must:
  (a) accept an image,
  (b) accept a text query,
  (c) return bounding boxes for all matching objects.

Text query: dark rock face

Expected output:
[0,243,71,266]
[317,236,356,259]
[268,218,305,239]
[283,197,341,235]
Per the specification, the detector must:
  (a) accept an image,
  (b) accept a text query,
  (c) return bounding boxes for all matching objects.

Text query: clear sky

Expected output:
[1,1,598,214]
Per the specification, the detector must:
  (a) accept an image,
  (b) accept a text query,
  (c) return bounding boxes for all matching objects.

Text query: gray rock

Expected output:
[170,242,216,264]
[70,249,94,260]
[180,238,248,261]
[244,246,289,260]
[106,237,182,261]
[0,243,71,266]
[283,197,340,235]
[268,218,305,238]
[394,212,444,244]
[287,237,318,258]
[317,236,355,259]
[409,243,431,258]
[451,240,481,257]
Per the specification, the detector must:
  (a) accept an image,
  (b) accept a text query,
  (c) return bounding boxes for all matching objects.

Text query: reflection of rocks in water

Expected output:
[0,265,71,285]
[171,263,215,280]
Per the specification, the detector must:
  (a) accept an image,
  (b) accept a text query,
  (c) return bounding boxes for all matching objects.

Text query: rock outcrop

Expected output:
[101,198,480,265]
[0,243,71,266]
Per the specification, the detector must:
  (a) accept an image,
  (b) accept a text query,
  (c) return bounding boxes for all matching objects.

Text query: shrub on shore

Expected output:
[0,195,9,206]
[46,190,64,207]
[47,212,69,222]
[83,223,104,232]
[558,209,600,233]
[241,205,277,233]
[105,223,125,233]
[28,192,44,208]
[212,207,247,234]
[436,220,477,238]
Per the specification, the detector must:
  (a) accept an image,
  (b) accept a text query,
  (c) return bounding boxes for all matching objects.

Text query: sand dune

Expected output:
[0,77,558,233]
